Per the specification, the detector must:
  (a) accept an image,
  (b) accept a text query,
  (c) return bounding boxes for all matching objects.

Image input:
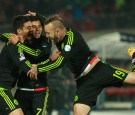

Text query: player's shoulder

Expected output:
[40,34,52,43]
[67,27,81,36]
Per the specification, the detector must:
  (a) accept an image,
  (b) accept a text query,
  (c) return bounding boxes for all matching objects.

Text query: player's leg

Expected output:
[74,103,90,115]
[0,89,24,115]
[73,76,101,115]
[32,90,49,115]
[9,108,24,115]
[123,72,135,84]
[14,89,32,114]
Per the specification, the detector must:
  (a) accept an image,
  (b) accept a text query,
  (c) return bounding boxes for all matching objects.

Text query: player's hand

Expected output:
[50,51,61,61]
[27,64,38,80]
[9,34,19,44]
[25,11,36,16]
[128,47,135,57]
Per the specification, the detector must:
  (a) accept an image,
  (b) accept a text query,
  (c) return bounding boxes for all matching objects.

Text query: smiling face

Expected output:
[32,20,42,39]
[44,15,66,43]
[44,23,61,43]
[17,21,33,41]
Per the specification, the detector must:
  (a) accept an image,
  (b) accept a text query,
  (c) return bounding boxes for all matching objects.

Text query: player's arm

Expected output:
[7,43,37,77]
[0,33,11,42]
[29,29,75,73]
[7,42,32,72]
[1,33,44,57]
[37,54,65,73]
[26,11,46,25]
[37,50,61,65]
[17,42,42,56]
[24,36,52,60]
[27,53,65,79]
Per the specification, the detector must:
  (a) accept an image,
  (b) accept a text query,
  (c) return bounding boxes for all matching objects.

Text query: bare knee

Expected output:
[124,72,135,85]
[74,103,90,115]
[9,108,24,115]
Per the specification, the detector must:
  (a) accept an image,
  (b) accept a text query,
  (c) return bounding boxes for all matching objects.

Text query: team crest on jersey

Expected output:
[41,42,47,48]
[64,45,71,52]
[19,53,26,61]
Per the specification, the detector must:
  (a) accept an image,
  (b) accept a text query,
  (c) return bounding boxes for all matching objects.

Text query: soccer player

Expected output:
[28,14,135,115]
[0,15,37,115]
[14,15,52,115]
[0,14,60,114]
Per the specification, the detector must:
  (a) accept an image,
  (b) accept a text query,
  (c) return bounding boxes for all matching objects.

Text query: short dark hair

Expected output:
[13,15,30,34]
[29,16,40,22]
[29,16,43,26]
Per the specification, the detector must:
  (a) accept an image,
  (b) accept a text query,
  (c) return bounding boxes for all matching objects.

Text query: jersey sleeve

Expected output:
[0,33,44,57]
[37,55,65,73]
[0,33,11,42]
[17,42,42,57]
[17,40,52,60]
[7,43,32,72]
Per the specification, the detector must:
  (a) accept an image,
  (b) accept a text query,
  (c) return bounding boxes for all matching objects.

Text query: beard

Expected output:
[26,31,34,40]
[53,35,59,43]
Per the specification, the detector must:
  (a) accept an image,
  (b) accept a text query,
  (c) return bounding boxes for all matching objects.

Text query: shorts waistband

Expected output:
[17,87,48,92]
[75,56,100,80]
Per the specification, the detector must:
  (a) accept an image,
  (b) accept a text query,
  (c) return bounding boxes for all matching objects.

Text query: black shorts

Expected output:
[0,88,20,115]
[74,61,129,107]
[14,89,49,115]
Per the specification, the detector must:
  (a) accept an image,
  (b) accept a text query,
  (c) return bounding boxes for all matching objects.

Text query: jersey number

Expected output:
[113,70,125,80]
[36,108,42,115]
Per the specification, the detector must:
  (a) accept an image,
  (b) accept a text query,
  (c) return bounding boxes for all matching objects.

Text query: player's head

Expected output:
[44,15,66,43]
[29,16,43,39]
[13,15,33,40]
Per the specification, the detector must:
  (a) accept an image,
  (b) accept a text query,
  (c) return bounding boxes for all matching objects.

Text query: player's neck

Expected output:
[61,28,67,40]
[18,35,24,43]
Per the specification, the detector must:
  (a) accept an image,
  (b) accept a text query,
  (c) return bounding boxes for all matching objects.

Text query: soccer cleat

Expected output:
[128,47,135,57]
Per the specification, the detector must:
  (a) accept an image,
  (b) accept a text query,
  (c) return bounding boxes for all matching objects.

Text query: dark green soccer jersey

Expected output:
[17,35,52,88]
[0,33,52,88]
[0,42,32,89]
[38,28,95,78]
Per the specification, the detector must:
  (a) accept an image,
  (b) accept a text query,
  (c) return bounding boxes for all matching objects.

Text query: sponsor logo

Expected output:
[42,45,47,48]
[6,108,9,110]
[19,53,26,61]
[14,99,19,105]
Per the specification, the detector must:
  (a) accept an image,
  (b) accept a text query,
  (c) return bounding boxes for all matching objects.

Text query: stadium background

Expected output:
[0,0,135,115]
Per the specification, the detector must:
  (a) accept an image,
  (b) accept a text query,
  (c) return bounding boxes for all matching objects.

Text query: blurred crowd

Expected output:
[1,0,135,31]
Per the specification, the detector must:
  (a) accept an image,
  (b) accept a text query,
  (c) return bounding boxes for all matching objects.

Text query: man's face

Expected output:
[21,21,33,40]
[32,20,42,39]
[44,23,60,43]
